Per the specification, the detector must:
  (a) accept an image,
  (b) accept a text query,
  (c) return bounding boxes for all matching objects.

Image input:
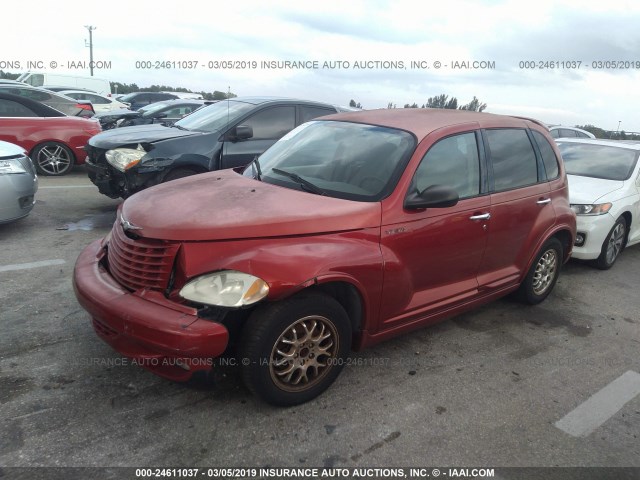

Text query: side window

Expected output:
[18,89,51,102]
[486,129,538,191]
[559,128,577,138]
[0,99,37,117]
[86,93,108,104]
[576,131,590,138]
[241,106,296,140]
[411,132,481,199]
[550,129,560,139]
[299,106,335,124]
[531,130,560,180]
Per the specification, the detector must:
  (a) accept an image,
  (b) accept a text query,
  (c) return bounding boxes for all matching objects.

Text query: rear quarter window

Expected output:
[531,130,560,180]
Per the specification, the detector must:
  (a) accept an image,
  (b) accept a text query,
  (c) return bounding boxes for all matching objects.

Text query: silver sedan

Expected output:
[0,140,38,223]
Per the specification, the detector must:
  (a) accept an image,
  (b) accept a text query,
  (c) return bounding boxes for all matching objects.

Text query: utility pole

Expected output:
[84,25,97,76]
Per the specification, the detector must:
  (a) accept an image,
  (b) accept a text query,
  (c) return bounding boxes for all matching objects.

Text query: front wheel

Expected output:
[240,292,352,406]
[517,238,563,305]
[32,142,75,176]
[593,216,627,270]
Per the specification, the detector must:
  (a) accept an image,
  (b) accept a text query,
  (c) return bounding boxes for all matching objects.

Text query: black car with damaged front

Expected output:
[85,97,348,199]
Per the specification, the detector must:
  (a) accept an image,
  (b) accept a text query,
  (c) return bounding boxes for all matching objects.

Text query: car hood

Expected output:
[0,140,26,158]
[121,170,382,241]
[95,109,140,119]
[88,124,200,149]
[567,174,625,204]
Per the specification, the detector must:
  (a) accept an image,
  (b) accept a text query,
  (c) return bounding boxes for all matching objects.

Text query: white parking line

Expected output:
[38,185,95,189]
[555,370,640,437]
[0,259,66,273]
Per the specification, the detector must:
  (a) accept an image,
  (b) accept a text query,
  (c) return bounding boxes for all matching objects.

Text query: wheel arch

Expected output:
[550,228,574,263]
[619,211,632,246]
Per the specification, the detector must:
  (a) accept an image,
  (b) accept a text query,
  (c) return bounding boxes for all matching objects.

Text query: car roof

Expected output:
[59,89,107,96]
[318,108,547,140]
[227,96,340,107]
[555,138,640,150]
[0,92,66,117]
[145,99,212,106]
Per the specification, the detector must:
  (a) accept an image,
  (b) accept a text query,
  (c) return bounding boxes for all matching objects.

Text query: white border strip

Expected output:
[555,370,640,437]
[0,259,66,273]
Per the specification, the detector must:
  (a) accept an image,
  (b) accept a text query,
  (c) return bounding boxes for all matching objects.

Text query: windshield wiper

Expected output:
[271,168,325,195]
[251,156,262,181]
[171,124,189,130]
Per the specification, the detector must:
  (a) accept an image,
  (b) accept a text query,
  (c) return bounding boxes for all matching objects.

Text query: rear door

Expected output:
[477,128,555,291]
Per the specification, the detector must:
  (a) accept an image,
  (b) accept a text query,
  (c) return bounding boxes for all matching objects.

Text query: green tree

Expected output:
[426,94,458,109]
[349,99,362,108]
[459,96,487,112]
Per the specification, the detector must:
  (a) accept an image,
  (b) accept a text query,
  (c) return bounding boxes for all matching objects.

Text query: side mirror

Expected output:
[154,113,168,119]
[404,185,459,210]
[234,125,253,140]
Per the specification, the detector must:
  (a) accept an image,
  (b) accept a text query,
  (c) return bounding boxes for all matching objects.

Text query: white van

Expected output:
[16,72,111,96]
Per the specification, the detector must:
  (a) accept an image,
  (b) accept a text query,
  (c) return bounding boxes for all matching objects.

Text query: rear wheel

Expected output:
[593,216,627,270]
[240,292,351,406]
[517,238,563,305]
[32,142,75,176]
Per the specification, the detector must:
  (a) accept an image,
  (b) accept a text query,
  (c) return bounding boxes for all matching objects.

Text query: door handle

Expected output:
[469,213,491,221]
[536,198,551,205]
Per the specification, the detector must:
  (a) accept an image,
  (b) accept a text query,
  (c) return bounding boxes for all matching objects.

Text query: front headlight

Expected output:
[0,158,27,175]
[570,203,612,216]
[105,145,146,172]
[179,270,269,308]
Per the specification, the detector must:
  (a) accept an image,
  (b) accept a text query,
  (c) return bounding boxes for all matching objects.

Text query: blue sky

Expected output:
[5,0,640,131]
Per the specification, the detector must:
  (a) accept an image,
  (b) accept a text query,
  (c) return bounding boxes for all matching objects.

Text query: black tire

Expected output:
[163,168,198,183]
[240,292,352,406]
[31,142,75,176]
[593,216,627,270]
[517,238,563,305]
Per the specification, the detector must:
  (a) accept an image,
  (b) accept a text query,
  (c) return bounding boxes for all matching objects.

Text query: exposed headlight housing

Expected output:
[179,270,269,308]
[0,158,27,175]
[570,203,612,216]
[105,144,146,172]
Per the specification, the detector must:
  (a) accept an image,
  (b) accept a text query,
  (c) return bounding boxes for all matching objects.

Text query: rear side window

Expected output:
[559,128,577,138]
[486,129,538,191]
[241,106,296,140]
[531,130,560,180]
[299,106,335,124]
[0,99,37,117]
[412,132,481,199]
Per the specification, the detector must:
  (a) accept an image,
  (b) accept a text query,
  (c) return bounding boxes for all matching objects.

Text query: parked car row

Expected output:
[93,99,214,130]
[3,92,637,406]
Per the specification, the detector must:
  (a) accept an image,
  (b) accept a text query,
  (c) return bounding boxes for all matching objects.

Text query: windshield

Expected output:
[174,100,255,133]
[140,102,171,116]
[558,142,639,181]
[118,92,140,102]
[243,120,416,201]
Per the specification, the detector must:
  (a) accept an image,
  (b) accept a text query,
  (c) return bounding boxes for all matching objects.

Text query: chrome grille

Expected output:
[107,222,179,291]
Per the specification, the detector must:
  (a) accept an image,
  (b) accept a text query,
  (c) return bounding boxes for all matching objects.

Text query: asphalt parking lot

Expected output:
[1,168,639,471]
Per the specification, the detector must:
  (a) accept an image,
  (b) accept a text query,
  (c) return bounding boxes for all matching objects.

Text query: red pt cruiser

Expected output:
[74,109,576,405]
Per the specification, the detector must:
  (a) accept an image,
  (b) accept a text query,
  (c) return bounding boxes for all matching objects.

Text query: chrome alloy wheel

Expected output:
[269,315,338,392]
[605,222,626,265]
[532,249,558,296]
[36,144,72,175]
